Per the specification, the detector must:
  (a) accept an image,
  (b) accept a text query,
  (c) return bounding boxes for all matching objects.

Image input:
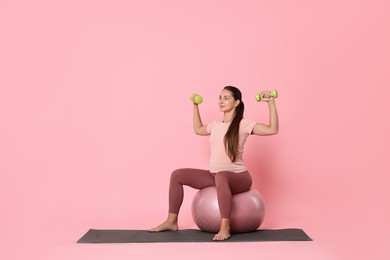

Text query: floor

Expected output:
[2,222,388,260]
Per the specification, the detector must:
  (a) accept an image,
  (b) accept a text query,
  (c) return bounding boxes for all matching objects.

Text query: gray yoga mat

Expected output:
[77,228,312,243]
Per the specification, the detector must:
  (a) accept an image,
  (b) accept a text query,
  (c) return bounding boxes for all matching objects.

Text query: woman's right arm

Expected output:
[193,104,208,135]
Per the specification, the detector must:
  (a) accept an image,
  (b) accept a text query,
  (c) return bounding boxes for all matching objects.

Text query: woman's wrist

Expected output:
[268,98,275,104]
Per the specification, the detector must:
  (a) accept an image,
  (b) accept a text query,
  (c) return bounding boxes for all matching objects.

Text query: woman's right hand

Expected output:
[259,90,272,102]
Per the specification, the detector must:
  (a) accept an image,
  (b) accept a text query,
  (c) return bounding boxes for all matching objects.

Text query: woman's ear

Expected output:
[235,100,240,107]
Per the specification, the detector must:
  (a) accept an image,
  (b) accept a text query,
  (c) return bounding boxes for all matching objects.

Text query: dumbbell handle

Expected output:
[189,93,203,104]
[255,90,278,102]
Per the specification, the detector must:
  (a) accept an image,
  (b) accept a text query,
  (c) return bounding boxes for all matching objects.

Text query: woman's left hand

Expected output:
[259,91,273,102]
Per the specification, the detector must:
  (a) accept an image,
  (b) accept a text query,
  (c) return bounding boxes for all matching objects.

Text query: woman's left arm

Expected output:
[252,98,279,136]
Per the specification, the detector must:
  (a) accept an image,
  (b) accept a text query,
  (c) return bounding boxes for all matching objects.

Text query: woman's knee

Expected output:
[170,168,191,183]
[215,171,229,185]
[170,169,182,182]
[215,171,252,192]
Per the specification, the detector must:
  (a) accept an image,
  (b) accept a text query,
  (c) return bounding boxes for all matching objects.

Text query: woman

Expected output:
[150,86,279,241]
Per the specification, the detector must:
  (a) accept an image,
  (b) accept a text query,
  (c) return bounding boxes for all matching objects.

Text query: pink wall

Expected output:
[1,0,389,259]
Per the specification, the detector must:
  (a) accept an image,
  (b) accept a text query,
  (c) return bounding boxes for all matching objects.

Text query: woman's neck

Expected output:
[223,111,235,123]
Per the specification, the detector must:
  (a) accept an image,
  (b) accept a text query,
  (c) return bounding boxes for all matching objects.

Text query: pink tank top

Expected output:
[206,118,256,173]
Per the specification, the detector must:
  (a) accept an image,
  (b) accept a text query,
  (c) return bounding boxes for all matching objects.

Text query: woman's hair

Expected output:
[223,86,244,162]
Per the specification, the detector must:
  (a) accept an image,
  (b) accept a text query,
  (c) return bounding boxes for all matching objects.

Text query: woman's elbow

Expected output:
[271,127,278,135]
[194,128,204,135]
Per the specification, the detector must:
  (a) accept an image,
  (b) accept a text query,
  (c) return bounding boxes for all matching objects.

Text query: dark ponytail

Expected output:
[223,86,244,162]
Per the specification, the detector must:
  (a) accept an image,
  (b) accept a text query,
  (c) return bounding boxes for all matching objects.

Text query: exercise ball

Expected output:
[191,187,265,233]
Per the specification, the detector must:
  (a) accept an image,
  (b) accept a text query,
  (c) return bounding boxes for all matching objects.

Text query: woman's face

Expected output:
[219,89,239,113]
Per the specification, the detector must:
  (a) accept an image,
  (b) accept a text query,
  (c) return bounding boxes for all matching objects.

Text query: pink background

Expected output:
[1,0,389,259]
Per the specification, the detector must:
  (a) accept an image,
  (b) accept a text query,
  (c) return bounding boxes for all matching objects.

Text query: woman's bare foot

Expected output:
[149,221,178,232]
[149,213,178,232]
[213,230,231,241]
[213,218,231,241]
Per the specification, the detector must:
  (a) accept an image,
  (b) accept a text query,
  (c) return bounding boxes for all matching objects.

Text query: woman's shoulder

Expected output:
[240,118,256,125]
[240,118,257,133]
[209,119,224,125]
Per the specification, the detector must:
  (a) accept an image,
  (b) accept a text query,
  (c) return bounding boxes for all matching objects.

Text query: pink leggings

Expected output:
[169,168,252,218]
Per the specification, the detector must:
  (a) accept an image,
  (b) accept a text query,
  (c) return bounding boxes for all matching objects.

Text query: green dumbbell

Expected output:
[255,90,278,102]
[189,93,203,104]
